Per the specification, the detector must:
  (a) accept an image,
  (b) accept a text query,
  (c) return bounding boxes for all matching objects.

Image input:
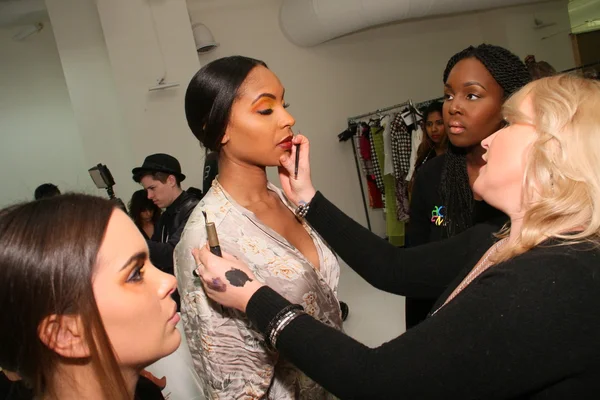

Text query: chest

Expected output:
[247,201,321,270]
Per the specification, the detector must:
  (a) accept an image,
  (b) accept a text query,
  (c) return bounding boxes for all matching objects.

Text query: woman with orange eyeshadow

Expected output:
[175,56,342,399]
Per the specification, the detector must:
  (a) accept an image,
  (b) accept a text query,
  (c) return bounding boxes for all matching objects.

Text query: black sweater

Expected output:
[406,153,507,329]
[247,192,600,399]
[148,190,200,274]
[407,153,507,246]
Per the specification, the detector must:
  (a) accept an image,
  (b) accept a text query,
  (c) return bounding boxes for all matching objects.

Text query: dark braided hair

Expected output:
[440,44,531,237]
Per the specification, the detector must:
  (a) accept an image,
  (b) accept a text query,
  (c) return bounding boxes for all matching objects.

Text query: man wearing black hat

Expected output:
[132,154,201,281]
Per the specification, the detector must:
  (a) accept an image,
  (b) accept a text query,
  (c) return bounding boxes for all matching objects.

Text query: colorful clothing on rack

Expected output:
[390,114,412,178]
[367,180,384,208]
[395,175,410,222]
[372,126,405,245]
[369,125,386,193]
[381,115,395,176]
[406,125,424,182]
[357,125,383,209]
[389,114,412,220]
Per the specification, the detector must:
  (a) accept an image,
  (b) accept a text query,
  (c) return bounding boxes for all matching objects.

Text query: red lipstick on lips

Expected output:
[278,136,293,150]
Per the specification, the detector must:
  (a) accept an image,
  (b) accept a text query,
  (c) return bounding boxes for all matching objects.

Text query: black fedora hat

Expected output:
[132,153,186,183]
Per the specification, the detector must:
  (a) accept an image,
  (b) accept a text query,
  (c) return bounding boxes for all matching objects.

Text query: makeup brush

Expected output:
[194,211,222,278]
[202,211,222,258]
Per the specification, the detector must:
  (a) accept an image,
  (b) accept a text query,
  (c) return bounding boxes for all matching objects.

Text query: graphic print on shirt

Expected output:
[431,205,447,226]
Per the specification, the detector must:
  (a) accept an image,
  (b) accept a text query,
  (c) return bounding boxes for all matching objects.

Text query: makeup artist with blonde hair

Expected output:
[192,75,600,398]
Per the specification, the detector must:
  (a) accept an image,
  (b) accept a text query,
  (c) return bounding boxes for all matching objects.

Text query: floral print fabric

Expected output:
[175,180,342,399]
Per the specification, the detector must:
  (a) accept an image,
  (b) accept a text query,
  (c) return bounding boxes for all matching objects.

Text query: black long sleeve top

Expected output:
[247,192,600,399]
[148,190,199,274]
[407,154,507,247]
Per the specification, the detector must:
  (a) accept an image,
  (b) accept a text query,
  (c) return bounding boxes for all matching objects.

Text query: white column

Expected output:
[45,0,203,201]
[95,0,203,187]
[45,0,138,199]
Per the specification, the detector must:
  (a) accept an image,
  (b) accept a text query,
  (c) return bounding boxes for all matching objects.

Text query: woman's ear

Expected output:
[221,132,230,146]
[38,314,90,359]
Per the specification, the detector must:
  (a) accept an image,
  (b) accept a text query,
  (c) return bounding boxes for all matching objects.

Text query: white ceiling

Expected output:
[569,0,600,33]
[0,0,46,27]
[2,0,599,34]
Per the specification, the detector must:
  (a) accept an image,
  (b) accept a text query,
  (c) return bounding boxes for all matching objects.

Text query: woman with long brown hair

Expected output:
[0,194,181,399]
[408,101,447,194]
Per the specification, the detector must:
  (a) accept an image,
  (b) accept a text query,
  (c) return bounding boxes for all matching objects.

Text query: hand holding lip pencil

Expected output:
[278,133,317,208]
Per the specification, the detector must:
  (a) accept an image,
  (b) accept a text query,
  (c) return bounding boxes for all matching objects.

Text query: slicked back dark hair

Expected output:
[185,56,268,152]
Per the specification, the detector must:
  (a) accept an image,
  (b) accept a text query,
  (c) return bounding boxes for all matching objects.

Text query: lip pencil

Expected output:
[294,142,300,179]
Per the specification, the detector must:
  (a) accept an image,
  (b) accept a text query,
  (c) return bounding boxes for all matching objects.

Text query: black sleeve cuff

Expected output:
[305,191,325,224]
[246,286,293,334]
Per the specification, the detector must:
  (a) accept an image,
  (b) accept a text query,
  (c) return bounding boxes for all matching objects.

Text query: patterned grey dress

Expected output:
[175,180,342,399]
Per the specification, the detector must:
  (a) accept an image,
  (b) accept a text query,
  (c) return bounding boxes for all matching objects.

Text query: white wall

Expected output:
[93,0,202,183]
[494,1,574,71]
[45,0,202,205]
[1,0,204,208]
[187,0,574,346]
[46,0,138,202]
[0,21,98,206]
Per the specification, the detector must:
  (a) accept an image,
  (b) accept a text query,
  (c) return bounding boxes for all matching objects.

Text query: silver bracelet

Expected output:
[268,310,291,347]
[295,200,310,219]
[269,309,304,348]
[269,310,296,347]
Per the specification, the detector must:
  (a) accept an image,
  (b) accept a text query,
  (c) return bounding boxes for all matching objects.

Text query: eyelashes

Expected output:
[443,93,481,101]
[126,263,145,283]
[257,102,291,116]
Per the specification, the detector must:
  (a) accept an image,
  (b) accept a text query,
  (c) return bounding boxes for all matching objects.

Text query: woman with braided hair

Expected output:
[405,44,531,329]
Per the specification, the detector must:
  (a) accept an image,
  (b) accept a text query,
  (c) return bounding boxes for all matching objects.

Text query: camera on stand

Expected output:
[88,163,127,212]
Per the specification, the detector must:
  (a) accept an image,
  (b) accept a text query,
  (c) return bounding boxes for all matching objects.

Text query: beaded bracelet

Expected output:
[265,304,304,349]
[294,200,310,219]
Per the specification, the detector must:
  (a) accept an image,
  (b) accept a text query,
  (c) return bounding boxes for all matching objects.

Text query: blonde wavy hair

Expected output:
[494,74,600,262]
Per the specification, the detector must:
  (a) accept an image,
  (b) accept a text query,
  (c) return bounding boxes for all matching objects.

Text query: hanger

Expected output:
[338,121,358,142]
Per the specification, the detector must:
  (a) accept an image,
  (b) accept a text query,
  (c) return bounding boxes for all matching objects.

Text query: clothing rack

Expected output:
[348,100,414,122]
[346,100,415,232]
[344,97,443,232]
[561,60,600,74]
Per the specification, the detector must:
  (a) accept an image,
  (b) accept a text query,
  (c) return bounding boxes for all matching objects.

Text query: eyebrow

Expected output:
[120,251,146,271]
[463,81,486,90]
[251,89,286,105]
[444,81,487,90]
